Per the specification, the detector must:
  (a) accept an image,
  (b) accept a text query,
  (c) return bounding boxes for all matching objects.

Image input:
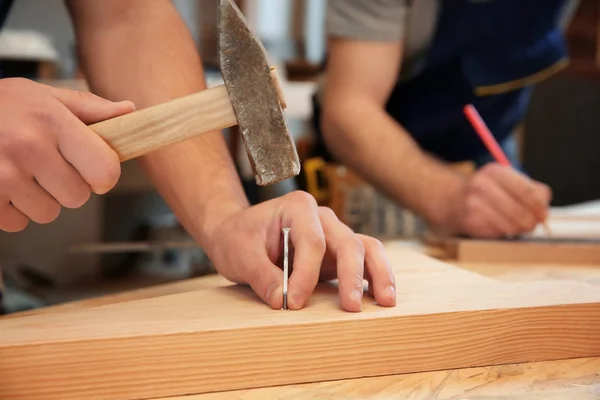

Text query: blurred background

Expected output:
[1,0,600,313]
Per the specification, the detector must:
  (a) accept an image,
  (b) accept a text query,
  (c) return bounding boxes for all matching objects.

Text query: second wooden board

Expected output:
[455,238,600,264]
[1,243,600,400]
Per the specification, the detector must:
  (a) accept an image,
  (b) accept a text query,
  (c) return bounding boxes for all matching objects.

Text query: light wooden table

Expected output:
[5,240,600,399]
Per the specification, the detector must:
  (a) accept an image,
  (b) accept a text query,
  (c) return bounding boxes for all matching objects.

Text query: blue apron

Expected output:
[311,0,570,165]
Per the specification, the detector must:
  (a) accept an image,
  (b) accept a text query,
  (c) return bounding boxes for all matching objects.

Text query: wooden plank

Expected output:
[423,206,600,264]
[2,275,227,319]
[159,357,600,400]
[456,239,600,264]
[1,247,600,400]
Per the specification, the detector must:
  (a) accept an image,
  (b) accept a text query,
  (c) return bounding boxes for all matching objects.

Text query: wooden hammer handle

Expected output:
[89,85,237,161]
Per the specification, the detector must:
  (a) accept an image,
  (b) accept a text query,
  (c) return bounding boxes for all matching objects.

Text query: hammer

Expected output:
[87,0,300,186]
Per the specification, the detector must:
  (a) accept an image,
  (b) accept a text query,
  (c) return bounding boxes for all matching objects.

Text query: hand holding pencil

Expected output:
[446,104,553,239]
[463,104,553,236]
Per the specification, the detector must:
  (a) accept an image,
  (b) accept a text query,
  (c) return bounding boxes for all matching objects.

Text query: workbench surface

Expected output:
[5,239,599,400]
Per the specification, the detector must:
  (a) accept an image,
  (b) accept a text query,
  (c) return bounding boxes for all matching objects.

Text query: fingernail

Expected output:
[351,290,363,307]
[118,100,136,110]
[290,292,304,309]
[386,286,396,301]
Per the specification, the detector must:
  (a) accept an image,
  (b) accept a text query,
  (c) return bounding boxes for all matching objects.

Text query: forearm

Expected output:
[322,95,466,226]
[67,2,248,252]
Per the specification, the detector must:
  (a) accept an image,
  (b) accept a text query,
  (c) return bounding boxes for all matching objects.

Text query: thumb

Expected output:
[245,255,285,310]
[48,87,136,124]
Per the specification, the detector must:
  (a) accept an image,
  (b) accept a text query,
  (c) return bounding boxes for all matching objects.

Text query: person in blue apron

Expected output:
[0,1,397,314]
[304,0,577,239]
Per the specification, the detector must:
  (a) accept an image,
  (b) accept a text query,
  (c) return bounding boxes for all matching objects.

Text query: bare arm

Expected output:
[65,0,249,253]
[321,38,466,228]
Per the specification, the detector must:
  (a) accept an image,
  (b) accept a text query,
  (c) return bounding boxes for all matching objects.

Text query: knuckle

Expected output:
[75,90,99,104]
[524,183,537,198]
[465,196,479,214]
[355,238,366,259]
[4,131,44,161]
[287,190,318,208]
[2,77,32,90]
[482,162,501,175]
[342,234,365,257]
[318,206,338,221]
[468,174,485,192]
[0,165,21,192]
[368,237,386,253]
[309,233,326,254]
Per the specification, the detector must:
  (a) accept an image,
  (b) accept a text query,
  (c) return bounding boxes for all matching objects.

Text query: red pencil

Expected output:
[463,104,511,166]
[462,103,552,237]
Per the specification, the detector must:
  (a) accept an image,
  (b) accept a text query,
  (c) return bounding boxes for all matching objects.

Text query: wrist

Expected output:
[421,162,469,231]
[191,195,248,254]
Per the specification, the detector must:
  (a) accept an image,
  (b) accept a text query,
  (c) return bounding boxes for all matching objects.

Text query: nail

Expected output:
[386,286,396,301]
[351,290,363,308]
[290,292,304,309]
[119,100,136,110]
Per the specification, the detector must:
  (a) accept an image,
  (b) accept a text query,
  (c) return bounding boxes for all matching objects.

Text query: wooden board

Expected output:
[163,357,600,400]
[1,243,600,400]
[423,205,600,264]
[456,239,600,264]
[454,214,600,264]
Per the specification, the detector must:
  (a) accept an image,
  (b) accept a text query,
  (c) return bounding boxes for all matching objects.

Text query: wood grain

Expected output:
[456,239,600,264]
[1,247,600,400]
[158,357,600,400]
[90,85,236,161]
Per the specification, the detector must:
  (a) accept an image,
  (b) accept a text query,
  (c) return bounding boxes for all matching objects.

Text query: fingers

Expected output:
[359,235,396,307]
[45,86,137,195]
[31,149,91,209]
[51,104,123,195]
[463,194,513,238]
[0,163,60,228]
[0,201,28,232]
[318,207,365,312]
[485,164,551,222]
[282,192,326,310]
[9,180,60,224]
[471,174,536,235]
[48,86,136,125]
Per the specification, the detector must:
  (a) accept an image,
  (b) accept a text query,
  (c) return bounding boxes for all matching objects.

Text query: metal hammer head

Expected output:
[219,0,301,186]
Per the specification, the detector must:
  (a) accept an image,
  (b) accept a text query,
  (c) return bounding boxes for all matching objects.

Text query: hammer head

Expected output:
[219,0,301,186]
